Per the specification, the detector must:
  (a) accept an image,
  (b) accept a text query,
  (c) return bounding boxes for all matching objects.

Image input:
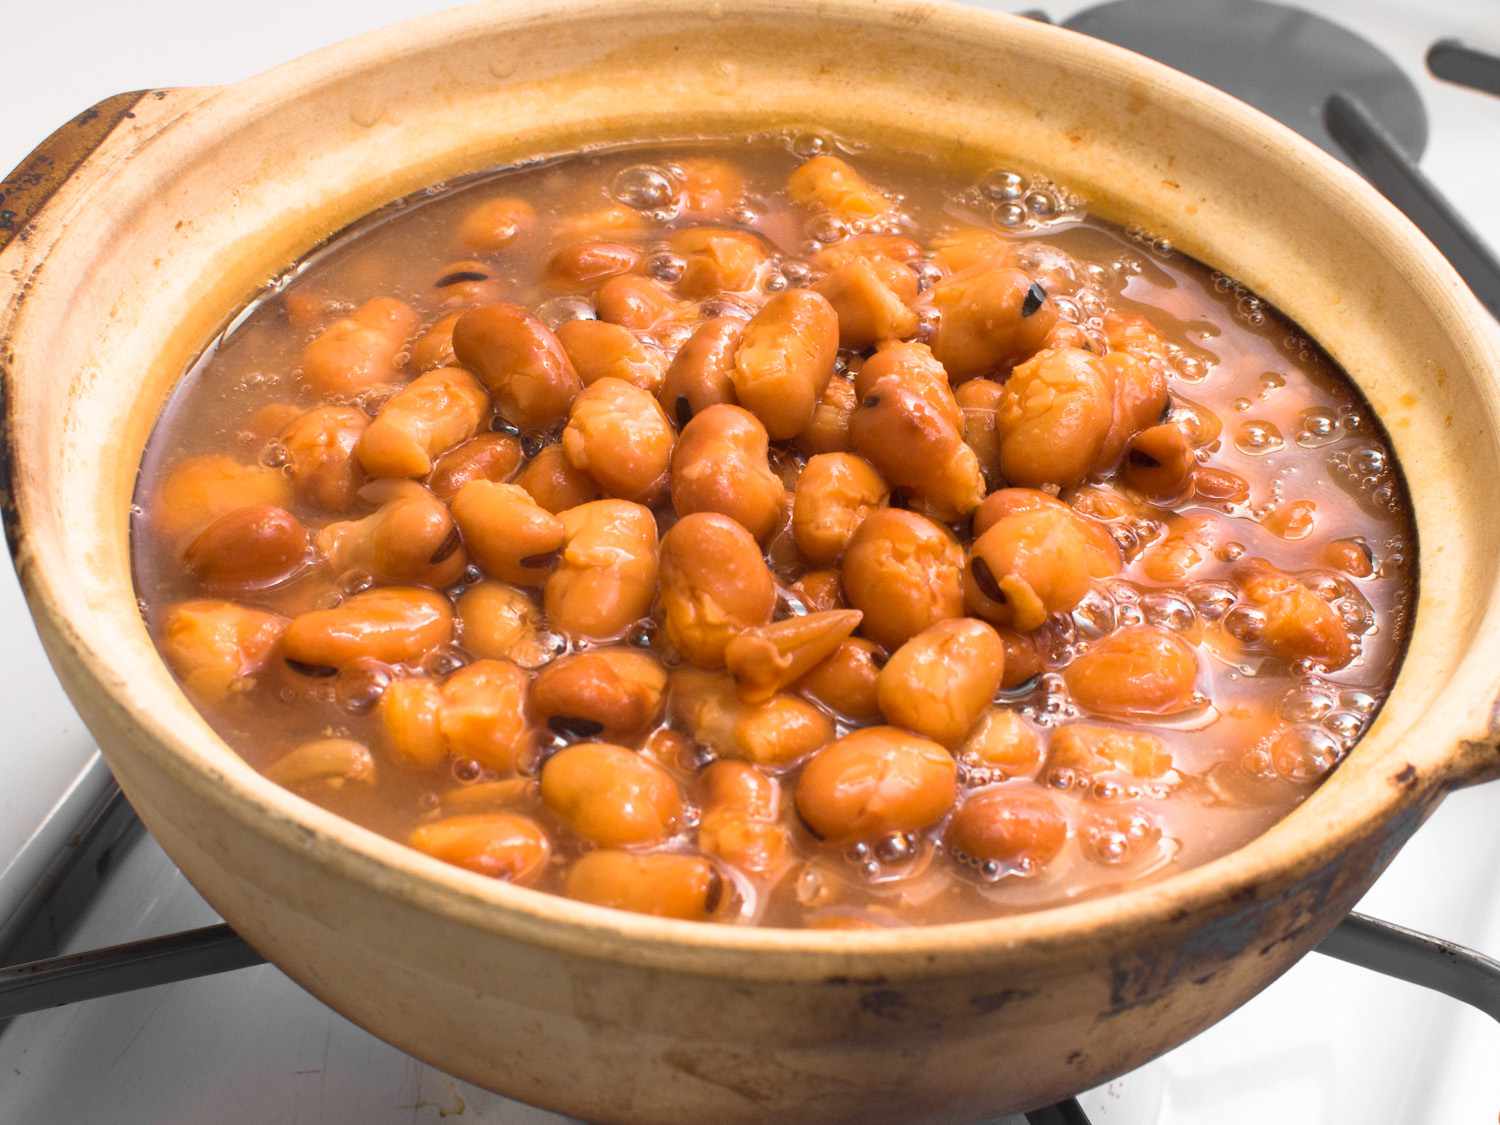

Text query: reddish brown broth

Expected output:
[132,135,1415,927]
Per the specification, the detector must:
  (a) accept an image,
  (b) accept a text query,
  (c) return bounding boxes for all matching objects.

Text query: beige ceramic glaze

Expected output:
[2,2,1499,1119]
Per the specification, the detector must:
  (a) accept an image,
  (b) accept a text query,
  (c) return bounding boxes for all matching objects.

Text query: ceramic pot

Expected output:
[2,2,1497,1120]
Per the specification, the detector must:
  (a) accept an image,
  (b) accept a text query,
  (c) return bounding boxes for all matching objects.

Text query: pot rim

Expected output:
[6,0,1500,980]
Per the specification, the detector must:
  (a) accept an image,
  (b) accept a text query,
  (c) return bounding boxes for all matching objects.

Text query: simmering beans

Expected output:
[136,136,1414,927]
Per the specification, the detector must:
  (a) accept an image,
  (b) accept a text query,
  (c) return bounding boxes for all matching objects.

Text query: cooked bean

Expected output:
[376,677,447,769]
[153,454,295,546]
[931,267,1057,381]
[265,738,375,789]
[244,402,305,443]
[790,569,846,613]
[659,317,741,424]
[1195,465,1251,505]
[1098,351,1170,469]
[1323,537,1375,578]
[971,486,1067,537]
[544,499,658,640]
[514,443,601,513]
[439,777,539,814]
[997,628,1044,689]
[698,760,789,876]
[557,319,667,393]
[930,225,1011,275]
[356,367,489,478]
[814,255,918,348]
[456,196,537,252]
[279,406,368,513]
[794,727,957,843]
[160,600,289,701]
[995,347,1114,489]
[965,506,1113,631]
[853,340,963,429]
[317,482,467,587]
[658,512,776,667]
[408,813,551,883]
[541,742,682,846]
[732,289,839,440]
[410,311,462,372]
[676,157,745,220]
[1121,422,1195,497]
[544,241,642,291]
[787,154,891,222]
[455,581,555,667]
[431,258,507,308]
[1236,560,1353,669]
[184,505,308,591]
[955,377,1005,483]
[793,375,857,455]
[1047,723,1173,779]
[553,204,647,245]
[947,788,1067,871]
[795,637,883,722]
[561,377,675,502]
[450,480,565,587]
[531,648,667,741]
[301,297,419,398]
[596,275,689,334]
[669,667,833,767]
[452,304,582,430]
[670,227,770,297]
[282,287,341,332]
[792,453,888,566]
[959,708,1042,778]
[565,851,721,920]
[1140,517,1215,584]
[851,372,985,521]
[876,618,1005,746]
[427,433,523,502]
[1063,625,1199,717]
[671,404,786,542]
[433,659,533,773]
[724,609,863,702]
[283,587,453,668]
[841,508,964,649]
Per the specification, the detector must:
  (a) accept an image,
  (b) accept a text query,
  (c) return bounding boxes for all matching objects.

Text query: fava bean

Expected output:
[153,454,295,546]
[995,347,1114,489]
[456,196,536,252]
[676,157,745,220]
[427,433,523,502]
[410,312,462,373]
[541,742,682,846]
[698,760,789,876]
[596,275,690,335]
[561,377,675,502]
[316,482,467,587]
[409,813,551,883]
[1123,422,1195,498]
[565,851,721,920]
[531,648,668,741]
[793,375,857,455]
[301,297,419,398]
[659,317,741,425]
[184,505,308,591]
[841,509,964,649]
[790,569,846,613]
[787,155,891,222]
[356,367,489,478]
[813,255,918,348]
[947,788,1068,872]
[795,637,884,722]
[452,304,582,430]
[670,227,769,297]
[557,319,667,393]
[724,609,863,702]
[279,406,368,513]
[965,506,1113,631]
[794,727,957,843]
[959,708,1042,778]
[851,371,985,521]
[1047,723,1173,779]
[544,241,642,291]
[450,480,565,587]
[669,667,834,767]
[931,267,1058,381]
[658,512,776,667]
[876,618,1005,746]
[791,452,888,566]
[544,500,659,640]
[283,587,453,669]
[265,738,375,790]
[515,443,601,513]
[1063,625,1199,718]
[955,377,1006,483]
[160,600,288,701]
[671,404,787,542]
[456,581,556,667]
[732,290,839,440]
[1236,560,1353,669]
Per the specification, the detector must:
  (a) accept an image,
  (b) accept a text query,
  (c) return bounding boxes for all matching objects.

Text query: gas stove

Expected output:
[1,2,1497,1122]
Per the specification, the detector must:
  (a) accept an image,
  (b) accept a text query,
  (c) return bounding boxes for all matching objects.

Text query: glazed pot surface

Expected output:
[2,2,1499,1119]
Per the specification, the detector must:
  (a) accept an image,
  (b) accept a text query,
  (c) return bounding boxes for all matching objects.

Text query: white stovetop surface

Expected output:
[2,1,1497,1122]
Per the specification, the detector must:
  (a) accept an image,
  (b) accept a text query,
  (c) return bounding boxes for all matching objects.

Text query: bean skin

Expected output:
[671,404,787,543]
[793,375,858,456]
[1047,723,1173,779]
[1235,560,1353,669]
[283,587,453,669]
[427,433,523,502]
[301,297,418,398]
[544,499,659,640]
[724,609,864,703]
[515,443,601,513]
[659,317,742,424]
[452,304,582,430]
[789,569,847,613]
[356,367,489,479]
[670,667,834,768]
[676,156,746,220]
[316,482,467,588]
[279,407,368,513]
[840,508,964,650]
[531,648,668,742]
[658,512,776,667]
[565,851,721,920]
[265,738,375,790]
[959,709,1043,779]
[561,377,676,503]
[160,600,289,702]
[697,760,790,876]
[795,637,884,722]
[791,453,888,566]
[794,727,957,844]
[876,618,1005,746]
[408,813,551,884]
[955,377,1006,483]
[184,505,309,591]
[1063,625,1199,718]
[541,742,682,846]
[450,480,565,588]
[557,318,666,393]
[732,289,840,440]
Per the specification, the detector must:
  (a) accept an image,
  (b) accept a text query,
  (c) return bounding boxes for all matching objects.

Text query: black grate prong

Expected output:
[1428,39,1500,98]
[1316,911,1500,1023]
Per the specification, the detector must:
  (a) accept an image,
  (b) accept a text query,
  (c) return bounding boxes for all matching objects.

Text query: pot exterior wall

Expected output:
[48,616,1422,1120]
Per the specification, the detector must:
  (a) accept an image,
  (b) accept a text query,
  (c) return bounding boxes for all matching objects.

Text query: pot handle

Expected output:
[1,90,162,256]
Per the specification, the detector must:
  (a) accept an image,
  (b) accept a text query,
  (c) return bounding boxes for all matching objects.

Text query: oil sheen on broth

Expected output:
[132,134,1415,929]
